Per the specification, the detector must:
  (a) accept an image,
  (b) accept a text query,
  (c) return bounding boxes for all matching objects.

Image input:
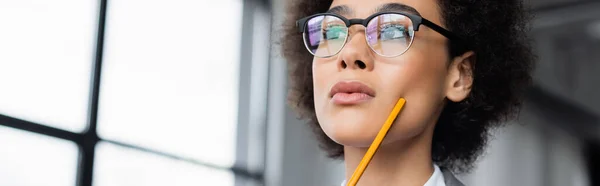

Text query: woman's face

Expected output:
[313,0,469,147]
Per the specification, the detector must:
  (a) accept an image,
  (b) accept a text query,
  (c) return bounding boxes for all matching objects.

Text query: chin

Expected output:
[318,106,387,147]
[312,98,373,145]
[317,104,431,148]
[323,120,380,147]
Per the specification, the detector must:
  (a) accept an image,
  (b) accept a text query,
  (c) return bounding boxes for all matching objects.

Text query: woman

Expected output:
[281,0,534,185]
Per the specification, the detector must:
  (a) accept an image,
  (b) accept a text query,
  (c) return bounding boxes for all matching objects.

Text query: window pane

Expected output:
[94,142,234,186]
[0,0,97,132]
[0,126,79,186]
[98,0,242,167]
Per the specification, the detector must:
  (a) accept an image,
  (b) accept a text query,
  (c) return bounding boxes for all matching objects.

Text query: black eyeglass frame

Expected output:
[296,12,467,57]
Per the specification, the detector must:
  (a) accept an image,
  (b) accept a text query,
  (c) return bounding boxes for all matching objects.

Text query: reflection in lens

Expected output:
[303,15,347,57]
[366,14,414,57]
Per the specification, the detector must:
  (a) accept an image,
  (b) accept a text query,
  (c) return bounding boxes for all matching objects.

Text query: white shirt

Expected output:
[340,164,446,186]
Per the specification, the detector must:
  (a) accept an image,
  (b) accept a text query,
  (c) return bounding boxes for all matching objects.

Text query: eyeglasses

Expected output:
[296,12,464,58]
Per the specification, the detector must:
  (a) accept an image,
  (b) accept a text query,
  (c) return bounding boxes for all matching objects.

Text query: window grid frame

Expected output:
[0,0,267,185]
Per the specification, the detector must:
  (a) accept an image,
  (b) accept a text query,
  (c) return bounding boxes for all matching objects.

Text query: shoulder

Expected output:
[440,167,465,186]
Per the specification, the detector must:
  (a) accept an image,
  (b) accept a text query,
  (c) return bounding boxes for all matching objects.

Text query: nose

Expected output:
[337,31,374,71]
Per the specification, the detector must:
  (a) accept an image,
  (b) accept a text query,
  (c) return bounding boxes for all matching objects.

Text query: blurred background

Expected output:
[0,0,598,185]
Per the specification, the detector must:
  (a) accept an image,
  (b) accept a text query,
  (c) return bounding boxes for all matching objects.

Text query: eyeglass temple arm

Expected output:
[296,16,312,33]
[420,19,465,45]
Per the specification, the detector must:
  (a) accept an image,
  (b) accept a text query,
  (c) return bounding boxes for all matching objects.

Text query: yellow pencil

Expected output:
[347,98,406,186]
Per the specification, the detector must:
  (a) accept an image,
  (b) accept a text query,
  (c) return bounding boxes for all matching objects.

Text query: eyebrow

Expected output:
[327,5,353,16]
[376,3,421,16]
[327,3,421,17]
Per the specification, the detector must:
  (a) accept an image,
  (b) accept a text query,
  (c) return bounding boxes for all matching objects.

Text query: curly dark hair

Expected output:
[280,0,535,173]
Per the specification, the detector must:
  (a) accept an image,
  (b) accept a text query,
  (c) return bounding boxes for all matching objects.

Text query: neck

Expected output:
[343,127,435,186]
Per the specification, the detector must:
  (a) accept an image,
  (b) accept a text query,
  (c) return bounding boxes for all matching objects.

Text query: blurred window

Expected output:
[0,0,263,185]
[94,142,234,186]
[0,126,79,186]
[0,0,97,132]
[97,0,241,168]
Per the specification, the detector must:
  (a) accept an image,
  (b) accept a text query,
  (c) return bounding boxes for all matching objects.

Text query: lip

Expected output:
[329,81,376,105]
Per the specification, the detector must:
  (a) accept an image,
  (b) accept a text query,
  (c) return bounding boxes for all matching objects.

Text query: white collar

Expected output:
[340,164,446,186]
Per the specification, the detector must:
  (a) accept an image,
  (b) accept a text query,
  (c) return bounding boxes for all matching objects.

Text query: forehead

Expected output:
[329,0,440,20]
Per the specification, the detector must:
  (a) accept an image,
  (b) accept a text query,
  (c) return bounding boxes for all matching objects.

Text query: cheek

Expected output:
[377,52,447,101]
[312,58,336,130]
[376,53,448,142]
[312,58,334,107]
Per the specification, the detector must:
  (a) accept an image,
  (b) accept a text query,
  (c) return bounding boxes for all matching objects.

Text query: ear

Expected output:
[445,51,475,102]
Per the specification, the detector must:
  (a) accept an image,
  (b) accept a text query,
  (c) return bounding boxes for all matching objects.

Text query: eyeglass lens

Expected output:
[302,13,415,58]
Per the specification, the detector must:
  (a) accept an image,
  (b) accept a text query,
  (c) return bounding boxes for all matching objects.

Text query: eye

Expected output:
[379,24,407,41]
[324,25,347,40]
